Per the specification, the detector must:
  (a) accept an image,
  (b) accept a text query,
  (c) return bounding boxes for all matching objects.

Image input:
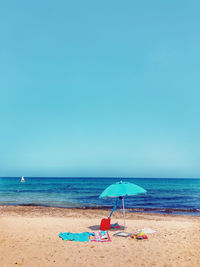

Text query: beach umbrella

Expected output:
[99,181,146,227]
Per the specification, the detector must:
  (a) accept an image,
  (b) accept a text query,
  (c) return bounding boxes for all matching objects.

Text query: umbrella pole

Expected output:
[122,197,126,228]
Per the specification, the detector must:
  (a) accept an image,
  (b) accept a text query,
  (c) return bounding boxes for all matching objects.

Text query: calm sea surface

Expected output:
[0,177,200,216]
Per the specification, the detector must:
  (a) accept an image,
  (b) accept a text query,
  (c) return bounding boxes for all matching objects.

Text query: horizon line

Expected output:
[0,176,200,179]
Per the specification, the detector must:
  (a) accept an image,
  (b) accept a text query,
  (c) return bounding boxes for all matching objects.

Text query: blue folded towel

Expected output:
[59,232,95,242]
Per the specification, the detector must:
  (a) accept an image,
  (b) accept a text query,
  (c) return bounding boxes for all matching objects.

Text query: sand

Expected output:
[0,206,199,267]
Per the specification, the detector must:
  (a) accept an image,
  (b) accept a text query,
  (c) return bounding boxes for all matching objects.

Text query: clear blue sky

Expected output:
[0,1,200,178]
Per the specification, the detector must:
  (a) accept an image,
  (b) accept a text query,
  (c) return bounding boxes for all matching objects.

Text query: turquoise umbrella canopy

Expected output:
[99,181,146,198]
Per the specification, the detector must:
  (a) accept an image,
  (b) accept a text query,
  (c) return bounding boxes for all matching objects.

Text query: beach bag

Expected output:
[100,217,111,230]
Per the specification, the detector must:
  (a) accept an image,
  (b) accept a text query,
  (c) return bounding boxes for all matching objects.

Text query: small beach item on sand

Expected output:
[111,222,120,229]
[131,231,148,240]
[137,228,157,234]
[113,232,133,237]
[99,181,146,227]
[89,231,111,242]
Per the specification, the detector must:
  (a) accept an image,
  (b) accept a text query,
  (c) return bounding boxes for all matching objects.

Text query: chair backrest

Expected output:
[100,217,111,230]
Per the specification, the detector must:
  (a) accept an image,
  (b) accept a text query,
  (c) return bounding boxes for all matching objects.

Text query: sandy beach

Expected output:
[0,206,199,267]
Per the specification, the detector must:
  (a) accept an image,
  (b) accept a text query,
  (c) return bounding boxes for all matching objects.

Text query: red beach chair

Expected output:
[100,217,111,230]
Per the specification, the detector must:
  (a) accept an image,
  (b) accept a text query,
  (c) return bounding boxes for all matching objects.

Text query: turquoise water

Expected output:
[0,177,200,216]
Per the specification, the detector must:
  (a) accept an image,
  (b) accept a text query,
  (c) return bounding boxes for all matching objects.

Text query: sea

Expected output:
[0,177,200,216]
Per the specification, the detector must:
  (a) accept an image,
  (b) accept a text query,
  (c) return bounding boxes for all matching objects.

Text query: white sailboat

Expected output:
[21,176,25,183]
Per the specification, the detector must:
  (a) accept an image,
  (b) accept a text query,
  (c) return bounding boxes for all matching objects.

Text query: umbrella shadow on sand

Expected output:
[88,224,125,231]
